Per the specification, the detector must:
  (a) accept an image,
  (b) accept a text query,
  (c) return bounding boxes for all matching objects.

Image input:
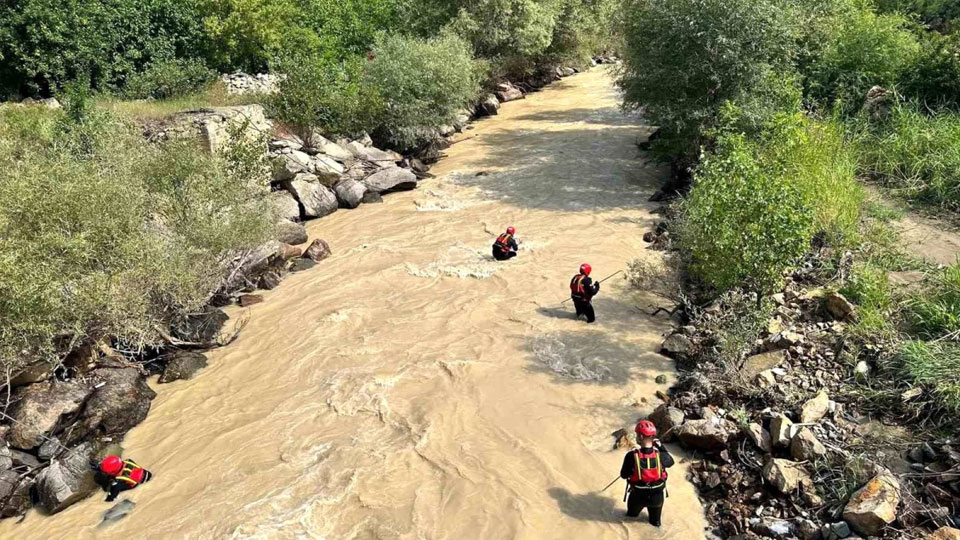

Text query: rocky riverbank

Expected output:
[626,219,960,540]
[0,60,598,521]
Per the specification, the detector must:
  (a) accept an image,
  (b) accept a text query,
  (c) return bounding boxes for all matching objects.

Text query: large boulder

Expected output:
[791,427,827,461]
[0,475,33,517]
[281,176,338,218]
[344,141,398,166]
[477,94,500,116]
[36,441,99,514]
[310,155,345,184]
[660,333,694,358]
[675,419,729,451]
[272,150,314,182]
[66,368,156,444]
[362,167,418,194]
[763,458,811,494]
[800,390,831,423]
[303,238,332,262]
[172,309,228,344]
[649,404,685,443]
[495,83,524,102]
[8,381,91,449]
[927,527,960,540]
[267,190,301,222]
[334,179,367,209]
[276,219,308,245]
[158,352,208,384]
[308,135,355,163]
[158,105,272,155]
[842,473,901,536]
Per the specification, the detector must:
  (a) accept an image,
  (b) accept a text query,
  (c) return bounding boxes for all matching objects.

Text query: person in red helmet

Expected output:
[99,455,153,502]
[570,263,600,323]
[492,226,519,261]
[619,420,674,526]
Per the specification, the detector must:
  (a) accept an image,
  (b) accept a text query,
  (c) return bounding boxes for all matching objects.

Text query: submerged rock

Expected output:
[158,352,208,384]
[99,499,136,527]
[303,238,332,262]
[362,167,417,194]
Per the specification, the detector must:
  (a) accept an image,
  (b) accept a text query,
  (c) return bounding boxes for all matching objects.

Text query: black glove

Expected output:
[594,282,600,291]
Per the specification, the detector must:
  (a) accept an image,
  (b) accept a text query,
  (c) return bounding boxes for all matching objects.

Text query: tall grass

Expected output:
[906,263,960,338]
[899,340,960,412]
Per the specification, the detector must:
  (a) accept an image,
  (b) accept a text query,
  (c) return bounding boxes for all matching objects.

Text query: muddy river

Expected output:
[4,68,707,539]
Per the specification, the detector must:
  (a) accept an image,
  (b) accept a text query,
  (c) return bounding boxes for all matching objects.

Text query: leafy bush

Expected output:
[901,32,960,107]
[899,340,960,412]
[678,134,814,299]
[856,105,960,209]
[805,8,919,109]
[364,33,483,150]
[448,0,562,59]
[0,0,208,97]
[0,105,274,373]
[268,54,377,144]
[125,58,217,100]
[617,0,800,159]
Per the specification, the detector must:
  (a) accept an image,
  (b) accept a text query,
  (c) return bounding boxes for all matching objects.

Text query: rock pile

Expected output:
[221,72,283,95]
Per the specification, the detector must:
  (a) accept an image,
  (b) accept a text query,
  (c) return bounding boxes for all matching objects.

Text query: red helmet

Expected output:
[100,455,124,476]
[636,420,657,438]
[579,263,592,276]
[506,226,515,235]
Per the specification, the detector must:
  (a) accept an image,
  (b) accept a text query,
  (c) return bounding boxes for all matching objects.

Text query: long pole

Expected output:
[599,476,621,493]
[561,270,623,305]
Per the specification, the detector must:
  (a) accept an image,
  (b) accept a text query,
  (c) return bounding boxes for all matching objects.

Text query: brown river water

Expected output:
[4,68,707,539]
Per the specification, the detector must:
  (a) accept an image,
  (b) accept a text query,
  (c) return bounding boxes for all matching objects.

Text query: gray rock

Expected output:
[675,418,729,451]
[10,360,55,387]
[272,150,314,181]
[791,427,827,461]
[649,405,685,443]
[258,269,282,290]
[276,219,308,245]
[344,141,397,164]
[289,258,316,272]
[309,134,355,163]
[362,167,418,194]
[763,458,811,494]
[821,521,851,540]
[334,179,367,209]
[310,155,345,184]
[9,449,41,470]
[796,518,821,540]
[750,517,795,538]
[303,238,332,262]
[0,474,33,517]
[361,191,383,204]
[159,352,208,383]
[478,94,500,116]
[281,176,338,218]
[100,499,136,526]
[825,291,856,321]
[842,473,901,536]
[0,470,19,502]
[8,381,92,449]
[660,333,694,357]
[66,368,157,444]
[0,440,11,473]
[171,309,228,344]
[267,190,301,222]
[36,441,99,514]
[654,374,668,384]
[495,83,524,102]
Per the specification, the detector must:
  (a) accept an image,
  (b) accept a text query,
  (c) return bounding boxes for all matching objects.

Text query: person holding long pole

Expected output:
[569,263,601,323]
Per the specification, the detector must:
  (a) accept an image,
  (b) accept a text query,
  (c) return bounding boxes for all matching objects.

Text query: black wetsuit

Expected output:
[619,445,674,525]
[492,234,518,261]
[104,460,153,502]
[570,274,600,323]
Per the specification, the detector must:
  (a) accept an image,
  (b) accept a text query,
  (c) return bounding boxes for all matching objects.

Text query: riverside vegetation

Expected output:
[619,0,960,537]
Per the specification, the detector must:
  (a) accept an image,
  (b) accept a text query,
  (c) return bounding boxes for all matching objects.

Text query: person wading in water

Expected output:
[570,263,600,323]
[619,420,673,526]
[98,455,154,502]
[492,226,519,261]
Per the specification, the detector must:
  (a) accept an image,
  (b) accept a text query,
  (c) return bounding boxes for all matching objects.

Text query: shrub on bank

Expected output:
[125,58,218,100]
[364,33,483,151]
[0,105,274,373]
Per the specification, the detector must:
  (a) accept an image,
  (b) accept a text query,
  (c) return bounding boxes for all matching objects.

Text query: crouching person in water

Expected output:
[620,420,673,526]
[99,455,153,501]
[492,226,519,261]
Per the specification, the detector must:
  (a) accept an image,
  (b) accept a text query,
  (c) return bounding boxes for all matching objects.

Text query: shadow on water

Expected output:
[548,487,626,524]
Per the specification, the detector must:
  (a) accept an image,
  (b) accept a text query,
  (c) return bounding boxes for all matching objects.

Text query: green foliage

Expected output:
[449,0,563,59]
[301,0,402,59]
[617,0,801,159]
[876,0,960,24]
[364,33,483,150]
[905,264,960,338]
[678,134,814,297]
[856,104,960,210]
[899,340,960,412]
[841,262,897,337]
[125,58,217,100]
[806,8,920,109]
[0,105,274,372]
[0,0,208,98]
[268,54,377,144]
[901,32,960,108]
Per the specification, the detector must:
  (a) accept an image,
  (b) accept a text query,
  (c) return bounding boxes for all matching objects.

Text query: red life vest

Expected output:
[570,274,591,300]
[494,233,513,250]
[628,449,667,488]
[116,459,146,487]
